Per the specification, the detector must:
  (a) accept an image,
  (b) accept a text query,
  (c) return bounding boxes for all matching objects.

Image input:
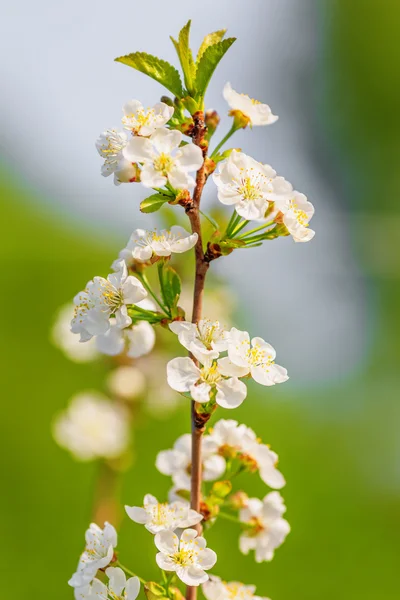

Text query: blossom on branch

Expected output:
[275,191,315,242]
[80,567,140,600]
[155,528,217,586]
[156,433,226,490]
[71,260,147,342]
[96,319,156,358]
[53,392,130,461]
[239,492,290,562]
[123,127,203,189]
[203,575,270,600]
[122,226,198,262]
[125,493,202,534]
[169,319,230,362]
[223,82,278,127]
[96,129,138,185]
[122,100,174,136]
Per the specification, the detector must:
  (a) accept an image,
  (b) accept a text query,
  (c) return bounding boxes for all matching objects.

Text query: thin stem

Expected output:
[218,511,241,524]
[116,562,146,585]
[135,272,170,316]
[237,220,275,239]
[211,124,238,158]
[225,212,242,237]
[230,219,249,237]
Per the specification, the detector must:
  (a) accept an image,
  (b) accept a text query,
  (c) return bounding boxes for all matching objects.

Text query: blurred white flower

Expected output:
[81,568,140,600]
[96,320,156,358]
[169,319,230,362]
[208,419,285,488]
[71,260,147,342]
[51,303,98,363]
[125,493,202,534]
[275,191,315,243]
[122,100,174,136]
[219,328,289,387]
[203,575,270,600]
[53,392,130,461]
[121,226,198,262]
[223,82,278,127]
[213,151,291,221]
[167,354,247,409]
[239,492,290,562]
[68,522,117,594]
[156,433,226,490]
[155,528,217,586]
[123,128,203,189]
[107,366,147,400]
[138,352,183,418]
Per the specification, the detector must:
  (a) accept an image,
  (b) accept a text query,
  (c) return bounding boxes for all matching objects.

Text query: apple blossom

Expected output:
[156,433,226,490]
[122,99,174,136]
[275,191,315,242]
[203,576,270,600]
[71,260,147,342]
[213,151,291,221]
[51,303,99,363]
[169,319,230,362]
[167,354,247,409]
[155,528,217,586]
[68,522,117,592]
[218,328,288,387]
[208,419,285,488]
[239,492,290,562]
[223,82,278,127]
[125,493,202,534]
[123,226,198,262]
[53,392,130,461]
[123,127,203,189]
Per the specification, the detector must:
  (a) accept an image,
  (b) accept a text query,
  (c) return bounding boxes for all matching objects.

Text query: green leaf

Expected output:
[195,37,236,99]
[140,193,170,214]
[158,263,181,311]
[196,29,227,63]
[170,20,196,94]
[115,52,184,97]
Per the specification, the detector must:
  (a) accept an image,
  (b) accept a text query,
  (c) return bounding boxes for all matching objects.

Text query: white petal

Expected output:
[169,232,198,254]
[140,164,167,188]
[167,357,200,392]
[105,567,126,596]
[125,576,141,600]
[151,127,182,154]
[126,321,156,358]
[122,276,147,304]
[217,357,249,378]
[177,566,208,586]
[168,168,194,190]
[154,530,179,554]
[197,548,217,569]
[176,144,204,171]
[95,323,125,356]
[123,137,154,162]
[215,378,247,409]
[190,381,212,403]
[132,245,153,261]
[125,505,149,525]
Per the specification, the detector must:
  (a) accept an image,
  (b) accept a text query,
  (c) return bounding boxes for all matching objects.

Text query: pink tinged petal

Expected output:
[197,548,217,570]
[217,357,249,378]
[140,165,167,188]
[132,245,153,261]
[125,505,149,524]
[190,381,212,403]
[216,378,247,409]
[156,553,178,571]
[123,137,154,162]
[167,357,200,392]
[125,576,141,600]
[105,567,126,596]
[122,276,147,304]
[176,144,204,171]
[177,566,208,586]
[151,127,182,154]
[155,530,179,554]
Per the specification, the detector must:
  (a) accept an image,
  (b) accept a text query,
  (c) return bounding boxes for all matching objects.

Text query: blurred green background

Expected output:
[1,2,399,599]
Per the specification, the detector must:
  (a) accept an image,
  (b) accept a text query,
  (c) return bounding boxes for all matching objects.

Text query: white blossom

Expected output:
[208,419,285,489]
[123,127,203,189]
[156,433,226,490]
[96,320,156,358]
[213,151,291,221]
[71,260,147,342]
[125,493,202,534]
[167,354,247,409]
[169,319,230,362]
[223,82,278,127]
[155,528,217,586]
[239,492,290,562]
[68,522,117,594]
[121,226,198,262]
[96,129,138,185]
[53,392,130,461]
[203,576,270,600]
[122,100,174,136]
[78,568,140,600]
[275,191,315,242]
[107,366,147,400]
[219,328,288,387]
[51,304,98,363]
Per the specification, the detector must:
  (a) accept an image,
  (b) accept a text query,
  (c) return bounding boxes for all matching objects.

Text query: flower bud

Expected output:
[205,109,220,136]
[160,95,174,107]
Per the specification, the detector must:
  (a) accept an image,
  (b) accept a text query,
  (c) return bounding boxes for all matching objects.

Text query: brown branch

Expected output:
[185,111,211,600]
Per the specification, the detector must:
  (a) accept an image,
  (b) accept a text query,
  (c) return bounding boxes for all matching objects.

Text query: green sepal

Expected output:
[170,20,196,94]
[115,52,184,97]
[127,306,164,324]
[140,194,171,214]
[195,38,236,99]
[144,582,168,600]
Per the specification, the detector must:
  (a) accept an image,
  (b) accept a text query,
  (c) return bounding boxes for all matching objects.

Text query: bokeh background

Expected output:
[1,1,399,598]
